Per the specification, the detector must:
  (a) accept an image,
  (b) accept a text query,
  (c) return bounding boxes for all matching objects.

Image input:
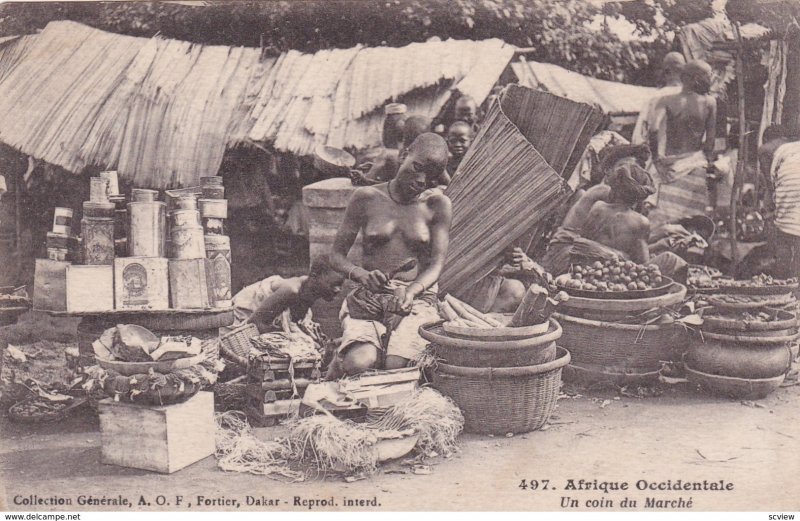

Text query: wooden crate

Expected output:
[168,258,213,309]
[114,257,169,310]
[98,391,214,474]
[245,398,301,428]
[33,259,69,311]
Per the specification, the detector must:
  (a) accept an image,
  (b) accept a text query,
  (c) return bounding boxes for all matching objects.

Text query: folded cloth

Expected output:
[649,154,709,228]
[339,281,439,361]
[541,227,626,275]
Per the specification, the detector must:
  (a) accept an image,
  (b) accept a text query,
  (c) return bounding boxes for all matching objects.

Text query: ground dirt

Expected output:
[1,313,799,512]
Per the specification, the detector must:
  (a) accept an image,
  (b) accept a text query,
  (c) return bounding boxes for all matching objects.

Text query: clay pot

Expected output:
[686,336,793,379]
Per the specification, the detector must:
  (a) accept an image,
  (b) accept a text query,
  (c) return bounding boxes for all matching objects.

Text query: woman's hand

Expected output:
[387,285,415,315]
[354,268,389,292]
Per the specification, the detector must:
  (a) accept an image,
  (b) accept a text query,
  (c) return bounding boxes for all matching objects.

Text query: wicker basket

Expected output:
[685,365,785,400]
[558,283,687,321]
[702,308,797,335]
[432,347,570,435]
[554,312,685,374]
[219,324,259,368]
[419,318,561,367]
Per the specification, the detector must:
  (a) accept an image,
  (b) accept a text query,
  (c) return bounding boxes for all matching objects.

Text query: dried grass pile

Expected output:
[214,387,464,479]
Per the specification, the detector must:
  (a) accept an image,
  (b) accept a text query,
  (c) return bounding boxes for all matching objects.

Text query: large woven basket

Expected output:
[432,347,570,435]
[558,283,687,321]
[554,312,685,374]
[419,318,561,367]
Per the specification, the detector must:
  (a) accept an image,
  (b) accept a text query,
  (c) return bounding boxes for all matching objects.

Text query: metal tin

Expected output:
[170,224,205,259]
[131,188,158,202]
[204,234,231,308]
[202,185,225,199]
[171,209,201,228]
[127,201,166,257]
[203,217,225,235]
[114,208,127,239]
[89,177,110,202]
[174,194,198,211]
[46,232,69,249]
[198,198,227,219]
[47,247,68,261]
[68,236,83,264]
[83,201,116,219]
[109,195,127,210]
[52,207,74,235]
[99,171,120,196]
[200,176,223,186]
[81,216,115,265]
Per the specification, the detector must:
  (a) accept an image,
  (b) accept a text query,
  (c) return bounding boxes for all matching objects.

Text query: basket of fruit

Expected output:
[707,293,796,311]
[690,274,798,296]
[556,259,672,300]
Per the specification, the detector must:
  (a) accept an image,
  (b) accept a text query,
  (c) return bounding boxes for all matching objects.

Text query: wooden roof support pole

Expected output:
[730,22,746,277]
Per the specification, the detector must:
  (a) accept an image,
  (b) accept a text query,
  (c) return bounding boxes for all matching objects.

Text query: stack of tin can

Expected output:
[199,176,231,308]
[82,175,116,265]
[47,207,73,261]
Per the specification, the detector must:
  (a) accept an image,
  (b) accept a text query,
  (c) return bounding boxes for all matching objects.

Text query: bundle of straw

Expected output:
[214,411,302,480]
[367,387,464,457]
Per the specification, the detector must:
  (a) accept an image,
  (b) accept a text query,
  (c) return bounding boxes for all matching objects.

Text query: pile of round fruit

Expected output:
[558,259,665,292]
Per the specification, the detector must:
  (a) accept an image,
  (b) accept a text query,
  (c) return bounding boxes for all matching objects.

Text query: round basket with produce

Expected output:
[556,259,672,300]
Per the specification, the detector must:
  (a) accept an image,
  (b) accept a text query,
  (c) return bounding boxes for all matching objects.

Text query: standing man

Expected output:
[632,52,686,150]
[328,133,452,377]
[648,60,716,226]
[759,126,800,279]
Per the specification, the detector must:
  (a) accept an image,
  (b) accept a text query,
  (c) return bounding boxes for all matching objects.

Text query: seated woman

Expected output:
[220,255,343,335]
[580,160,687,280]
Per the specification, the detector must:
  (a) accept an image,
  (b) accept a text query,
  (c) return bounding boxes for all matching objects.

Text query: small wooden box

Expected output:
[169,258,212,309]
[66,265,114,312]
[114,257,169,310]
[33,259,69,311]
[98,391,215,474]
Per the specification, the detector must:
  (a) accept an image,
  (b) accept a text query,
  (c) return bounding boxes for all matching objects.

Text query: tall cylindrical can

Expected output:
[170,224,205,259]
[131,188,158,202]
[81,216,115,265]
[174,195,198,211]
[127,201,166,257]
[89,177,110,203]
[52,207,74,235]
[99,171,120,196]
[198,198,227,219]
[205,234,231,308]
[171,209,201,228]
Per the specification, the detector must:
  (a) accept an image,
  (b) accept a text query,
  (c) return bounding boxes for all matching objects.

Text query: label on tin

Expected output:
[122,262,148,306]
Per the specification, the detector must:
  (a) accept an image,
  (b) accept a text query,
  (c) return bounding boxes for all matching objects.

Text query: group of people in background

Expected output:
[227,49,800,380]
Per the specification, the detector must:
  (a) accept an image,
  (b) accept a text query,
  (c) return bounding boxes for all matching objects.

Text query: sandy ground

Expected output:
[2,380,799,513]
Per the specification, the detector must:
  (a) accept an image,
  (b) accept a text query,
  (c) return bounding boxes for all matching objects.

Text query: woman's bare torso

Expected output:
[360,186,434,280]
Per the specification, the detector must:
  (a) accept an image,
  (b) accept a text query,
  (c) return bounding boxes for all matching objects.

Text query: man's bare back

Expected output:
[657,92,715,157]
[581,201,650,263]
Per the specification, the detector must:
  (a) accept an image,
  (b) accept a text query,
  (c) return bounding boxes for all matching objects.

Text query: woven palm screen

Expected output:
[439,84,604,295]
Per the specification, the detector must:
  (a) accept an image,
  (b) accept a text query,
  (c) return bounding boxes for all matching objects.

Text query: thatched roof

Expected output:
[0,21,513,188]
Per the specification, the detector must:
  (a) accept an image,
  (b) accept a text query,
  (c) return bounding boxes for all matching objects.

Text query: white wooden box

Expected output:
[114,257,169,310]
[66,265,114,312]
[98,391,214,474]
